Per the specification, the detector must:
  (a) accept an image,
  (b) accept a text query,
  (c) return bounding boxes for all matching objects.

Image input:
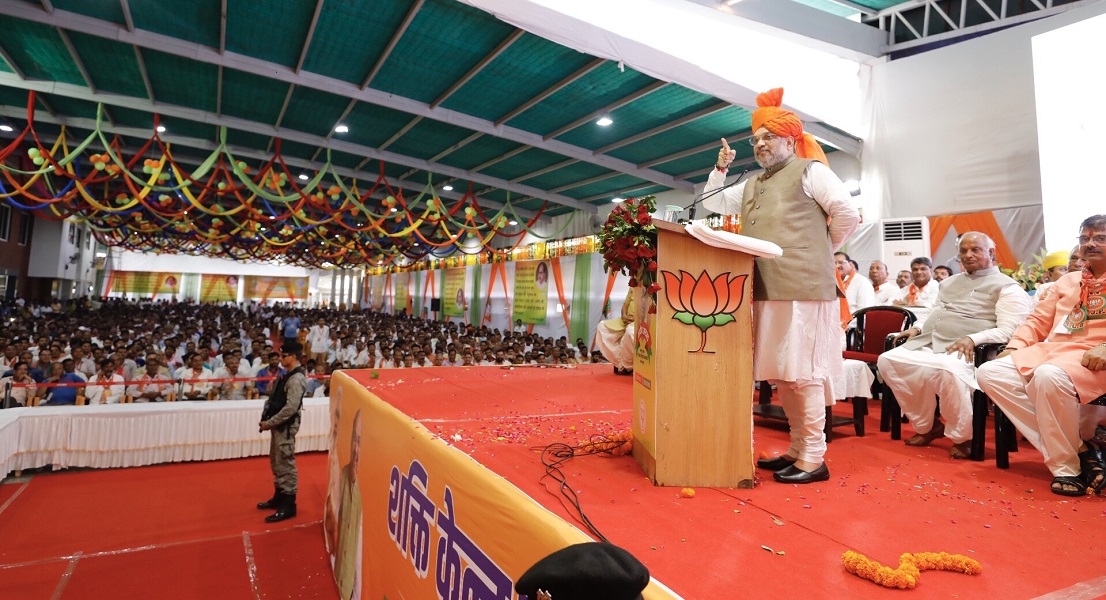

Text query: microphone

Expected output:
[685,164,752,221]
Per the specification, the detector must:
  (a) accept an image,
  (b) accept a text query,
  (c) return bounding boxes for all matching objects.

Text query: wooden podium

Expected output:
[631,220,756,488]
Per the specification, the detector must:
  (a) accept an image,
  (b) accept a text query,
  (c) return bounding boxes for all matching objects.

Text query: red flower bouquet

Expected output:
[599,196,660,298]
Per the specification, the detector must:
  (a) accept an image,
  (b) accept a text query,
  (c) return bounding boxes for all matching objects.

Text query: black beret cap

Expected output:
[515,542,649,600]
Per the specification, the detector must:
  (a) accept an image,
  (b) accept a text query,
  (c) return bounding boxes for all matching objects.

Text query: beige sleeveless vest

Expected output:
[741,156,837,301]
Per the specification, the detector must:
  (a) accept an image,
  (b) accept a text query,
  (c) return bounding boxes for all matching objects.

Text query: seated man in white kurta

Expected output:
[877,233,1030,459]
[891,256,941,326]
[595,290,635,376]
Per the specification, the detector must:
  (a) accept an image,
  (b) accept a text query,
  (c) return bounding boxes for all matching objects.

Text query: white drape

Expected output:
[0,398,330,476]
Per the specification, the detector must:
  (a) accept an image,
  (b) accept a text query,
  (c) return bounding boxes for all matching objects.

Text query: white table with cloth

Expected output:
[0,397,330,477]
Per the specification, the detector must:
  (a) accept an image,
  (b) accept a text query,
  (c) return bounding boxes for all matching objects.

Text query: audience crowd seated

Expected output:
[4,222,1102,499]
[0,296,611,407]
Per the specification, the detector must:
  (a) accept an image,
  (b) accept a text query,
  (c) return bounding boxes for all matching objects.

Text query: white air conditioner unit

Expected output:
[880,218,930,275]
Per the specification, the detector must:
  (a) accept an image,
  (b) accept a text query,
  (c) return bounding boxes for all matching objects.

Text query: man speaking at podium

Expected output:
[701,88,858,484]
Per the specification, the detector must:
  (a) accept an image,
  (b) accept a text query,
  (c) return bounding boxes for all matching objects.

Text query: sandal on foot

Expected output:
[1051,475,1087,497]
[1079,443,1106,493]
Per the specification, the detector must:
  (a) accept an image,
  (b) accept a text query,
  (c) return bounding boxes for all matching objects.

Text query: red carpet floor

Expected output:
[6,366,1106,599]
[346,365,1106,599]
[0,454,338,600]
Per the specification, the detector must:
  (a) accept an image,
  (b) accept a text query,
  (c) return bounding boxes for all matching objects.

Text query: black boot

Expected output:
[265,492,297,523]
[257,487,280,510]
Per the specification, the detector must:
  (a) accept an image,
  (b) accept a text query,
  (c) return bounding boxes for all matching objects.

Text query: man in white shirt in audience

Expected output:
[179,352,213,400]
[895,270,912,288]
[307,318,331,365]
[129,354,173,402]
[836,252,875,327]
[352,340,372,368]
[214,355,254,400]
[86,358,125,405]
[870,260,898,305]
[892,257,942,326]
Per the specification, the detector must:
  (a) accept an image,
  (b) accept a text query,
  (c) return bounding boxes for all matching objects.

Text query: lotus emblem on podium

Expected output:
[661,270,748,353]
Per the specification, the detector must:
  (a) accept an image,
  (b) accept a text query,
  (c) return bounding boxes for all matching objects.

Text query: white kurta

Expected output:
[892,279,941,327]
[703,159,859,465]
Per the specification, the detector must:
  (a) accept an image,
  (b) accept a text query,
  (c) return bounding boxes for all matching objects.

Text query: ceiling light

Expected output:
[612,197,624,203]
[156,125,166,133]
[0,124,13,132]
[508,220,517,226]
[442,185,453,192]
[334,124,349,134]
[298,173,309,181]
[390,207,397,213]
[596,115,613,127]
[723,0,745,5]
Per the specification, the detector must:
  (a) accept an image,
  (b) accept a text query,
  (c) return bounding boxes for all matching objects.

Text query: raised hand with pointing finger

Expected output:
[716,137,736,170]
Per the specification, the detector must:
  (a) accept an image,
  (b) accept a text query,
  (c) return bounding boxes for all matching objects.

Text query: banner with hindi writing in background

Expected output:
[512,260,549,325]
[326,372,678,600]
[110,271,180,295]
[199,274,238,302]
[394,272,410,315]
[441,269,466,318]
[244,276,308,302]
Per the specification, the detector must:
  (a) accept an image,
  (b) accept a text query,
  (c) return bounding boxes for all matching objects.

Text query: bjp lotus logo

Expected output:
[661,270,748,353]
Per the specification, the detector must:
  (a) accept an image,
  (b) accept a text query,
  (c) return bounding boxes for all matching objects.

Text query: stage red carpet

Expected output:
[5,365,1105,599]
[345,364,1106,599]
[0,454,338,600]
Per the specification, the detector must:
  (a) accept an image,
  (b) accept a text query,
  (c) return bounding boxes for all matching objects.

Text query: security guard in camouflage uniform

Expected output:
[257,341,308,523]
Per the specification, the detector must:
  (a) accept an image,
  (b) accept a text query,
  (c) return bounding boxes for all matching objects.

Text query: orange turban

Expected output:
[750,88,828,166]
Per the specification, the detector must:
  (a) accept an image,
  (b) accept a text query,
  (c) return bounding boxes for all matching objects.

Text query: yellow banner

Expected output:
[512,260,549,325]
[442,269,466,318]
[243,276,308,301]
[394,272,410,315]
[326,372,677,600]
[199,274,238,302]
[632,287,659,458]
[110,271,179,295]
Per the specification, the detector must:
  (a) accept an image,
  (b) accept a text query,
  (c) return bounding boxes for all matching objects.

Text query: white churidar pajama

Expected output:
[878,346,977,443]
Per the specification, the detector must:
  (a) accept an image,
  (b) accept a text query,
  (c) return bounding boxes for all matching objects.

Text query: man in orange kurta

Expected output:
[977,214,1106,496]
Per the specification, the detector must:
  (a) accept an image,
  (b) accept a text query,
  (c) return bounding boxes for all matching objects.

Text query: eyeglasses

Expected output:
[749,133,781,146]
[1078,234,1106,245]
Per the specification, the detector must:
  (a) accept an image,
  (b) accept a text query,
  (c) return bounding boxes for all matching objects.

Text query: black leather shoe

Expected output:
[756,456,796,471]
[257,487,279,510]
[265,494,297,523]
[773,463,830,484]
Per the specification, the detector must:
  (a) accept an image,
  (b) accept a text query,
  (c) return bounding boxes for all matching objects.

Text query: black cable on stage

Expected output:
[533,432,632,544]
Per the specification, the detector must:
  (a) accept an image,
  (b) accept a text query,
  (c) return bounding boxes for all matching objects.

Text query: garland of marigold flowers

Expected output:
[842,550,982,590]
[575,429,633,457]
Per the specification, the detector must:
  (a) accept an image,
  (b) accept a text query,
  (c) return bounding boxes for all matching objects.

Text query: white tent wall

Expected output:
[1033,10,1106,251]
[116,251,310,278]
[861,0,1106,222]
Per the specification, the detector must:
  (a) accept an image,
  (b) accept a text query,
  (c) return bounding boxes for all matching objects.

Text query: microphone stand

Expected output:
[685,165,752,221]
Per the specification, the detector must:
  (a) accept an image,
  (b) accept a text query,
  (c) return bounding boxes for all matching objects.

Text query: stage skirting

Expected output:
[0,397,329,477]
[327,368,679,600]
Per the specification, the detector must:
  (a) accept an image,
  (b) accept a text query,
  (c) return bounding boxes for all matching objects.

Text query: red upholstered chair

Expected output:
[842,306,916,435]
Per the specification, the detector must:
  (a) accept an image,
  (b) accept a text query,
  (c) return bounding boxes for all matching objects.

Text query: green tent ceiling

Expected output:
[0,0,905,218]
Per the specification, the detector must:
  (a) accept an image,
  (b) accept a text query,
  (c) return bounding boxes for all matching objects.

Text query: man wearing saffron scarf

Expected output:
[891,257,940,325]
[835,252,875,328]
[703,87,859,484]
[978,215,1106,496]
[878,233,1029,459]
